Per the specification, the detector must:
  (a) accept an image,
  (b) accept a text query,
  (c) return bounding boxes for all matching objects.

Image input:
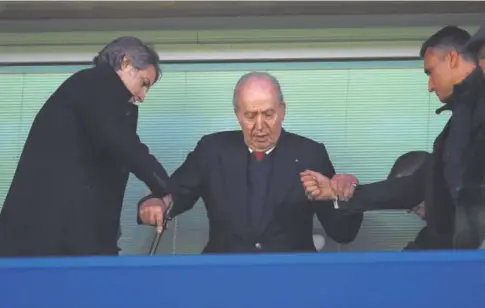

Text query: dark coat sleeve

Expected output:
[338,160,427,211]
[168,136,210,217]
[312,143,364,244]
[70,70,171,198]
[403,226,434,250]
[137,136,209,223]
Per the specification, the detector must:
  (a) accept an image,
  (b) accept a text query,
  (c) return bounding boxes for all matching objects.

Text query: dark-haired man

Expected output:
[302,26,485,249]
[461,23,485,249]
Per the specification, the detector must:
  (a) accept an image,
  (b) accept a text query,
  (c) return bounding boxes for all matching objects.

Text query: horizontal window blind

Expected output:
[0,60,450,254]
[0,75,23,203]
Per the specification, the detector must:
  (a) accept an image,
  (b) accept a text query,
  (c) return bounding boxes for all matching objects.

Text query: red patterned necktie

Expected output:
[253,151,265,161]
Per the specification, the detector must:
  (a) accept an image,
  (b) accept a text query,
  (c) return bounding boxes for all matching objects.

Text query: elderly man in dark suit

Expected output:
[302,26,485,250]
[138,72,363,254]
[0,37,172,257]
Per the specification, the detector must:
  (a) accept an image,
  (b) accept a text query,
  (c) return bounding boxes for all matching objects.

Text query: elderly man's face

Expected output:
[235,79,286,152]
[117,60,156,104]
[423,48,458,103]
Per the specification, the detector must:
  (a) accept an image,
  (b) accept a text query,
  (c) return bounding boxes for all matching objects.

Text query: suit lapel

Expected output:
[261,132,299,229]
[219,132,249,235]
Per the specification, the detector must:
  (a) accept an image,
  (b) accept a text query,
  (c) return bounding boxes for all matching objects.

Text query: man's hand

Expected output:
[139,194,171,233]
[330,173,359,201]
[300,170,336,200]
[300,170,358,201]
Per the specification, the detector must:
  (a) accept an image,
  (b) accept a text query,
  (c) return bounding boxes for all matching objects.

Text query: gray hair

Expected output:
[232,71,284,110]
[93,36,162,81]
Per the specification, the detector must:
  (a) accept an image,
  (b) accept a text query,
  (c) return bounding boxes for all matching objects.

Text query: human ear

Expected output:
[120,56,132,71]
[448,50,459,69]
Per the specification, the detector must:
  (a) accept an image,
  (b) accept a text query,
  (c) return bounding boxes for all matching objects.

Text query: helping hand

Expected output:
[300,170,358,201]
[330,173,359,201]
[300,170,336,200]
[139,194,172,233]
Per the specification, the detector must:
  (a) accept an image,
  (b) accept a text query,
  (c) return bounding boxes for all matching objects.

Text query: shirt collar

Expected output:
[248,147,275,155]
[436,66,484,115]
[95,63,133,103]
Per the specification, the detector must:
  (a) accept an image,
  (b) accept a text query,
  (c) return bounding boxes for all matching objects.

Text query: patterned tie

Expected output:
[253,151,265,161]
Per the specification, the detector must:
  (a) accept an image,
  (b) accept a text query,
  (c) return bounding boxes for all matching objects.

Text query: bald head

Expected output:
[232,72,284,110]
[233,71,286,152]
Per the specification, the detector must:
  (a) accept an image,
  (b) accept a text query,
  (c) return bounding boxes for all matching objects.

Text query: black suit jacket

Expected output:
[0,64,171,257]
[142,130,363,253]
[339,67,485,249]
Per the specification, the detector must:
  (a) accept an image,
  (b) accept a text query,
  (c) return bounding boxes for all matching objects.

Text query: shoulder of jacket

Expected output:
[200,130,241,143]
[283,131,324,150]
[63,67,97,87]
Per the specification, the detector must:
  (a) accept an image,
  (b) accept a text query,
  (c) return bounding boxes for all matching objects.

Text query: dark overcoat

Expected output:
[0,64,171,256]
[341,67,485,249]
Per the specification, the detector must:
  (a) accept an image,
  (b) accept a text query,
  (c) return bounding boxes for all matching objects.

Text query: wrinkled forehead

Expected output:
[237,79,281,110]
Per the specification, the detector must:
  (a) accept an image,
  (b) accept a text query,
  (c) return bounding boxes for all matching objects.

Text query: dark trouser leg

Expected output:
[453,205,485,249]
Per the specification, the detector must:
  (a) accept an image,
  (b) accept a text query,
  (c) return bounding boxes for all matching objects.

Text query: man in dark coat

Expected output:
[0,37,172,257]
[137,72,363,254]
[461,23,485,249]
[301,26,485,250]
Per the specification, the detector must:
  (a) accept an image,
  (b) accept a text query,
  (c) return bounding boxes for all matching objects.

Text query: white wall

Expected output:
[0,13,483,63]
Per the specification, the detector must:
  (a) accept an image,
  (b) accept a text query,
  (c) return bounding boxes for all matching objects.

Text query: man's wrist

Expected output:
[138,193,171,212]
[137,194,155,208]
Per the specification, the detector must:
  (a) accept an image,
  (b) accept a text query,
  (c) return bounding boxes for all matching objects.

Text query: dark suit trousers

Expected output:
[454,206,485,249]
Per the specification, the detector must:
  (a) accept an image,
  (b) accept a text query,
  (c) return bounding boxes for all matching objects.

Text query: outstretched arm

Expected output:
[71,71,171,198]
[137,136,210,225]
[339,161,427,211]
[301,156,428,211]
[311,143,363,244]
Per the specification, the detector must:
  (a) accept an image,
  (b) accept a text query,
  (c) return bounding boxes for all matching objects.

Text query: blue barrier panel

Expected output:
[0,251,484,308]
